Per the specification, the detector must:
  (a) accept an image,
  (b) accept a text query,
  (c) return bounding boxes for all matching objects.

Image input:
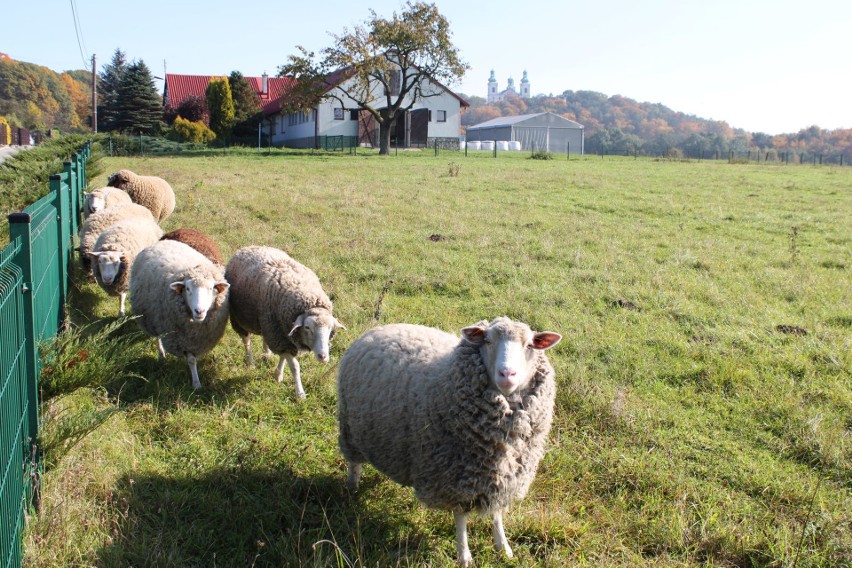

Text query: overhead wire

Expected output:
[69,0,89,67]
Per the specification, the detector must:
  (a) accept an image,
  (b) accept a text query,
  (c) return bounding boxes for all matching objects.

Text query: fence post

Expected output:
[567,141,570,160]
[493,141,497,159]
[52,172,70,320]
[7,213,40,470]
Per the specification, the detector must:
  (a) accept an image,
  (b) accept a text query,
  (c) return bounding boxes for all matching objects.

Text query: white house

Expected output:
[268,67,469,149]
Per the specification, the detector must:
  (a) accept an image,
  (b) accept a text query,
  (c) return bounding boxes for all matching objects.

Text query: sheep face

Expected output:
[169,278,230,322]
[108,170,131,186]
[462,317,561,397]
[89,250,126,285]
[86,193,106,215]
[288,309,345,362]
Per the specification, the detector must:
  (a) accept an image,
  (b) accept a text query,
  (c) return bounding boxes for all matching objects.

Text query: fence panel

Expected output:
[0,141,89,568]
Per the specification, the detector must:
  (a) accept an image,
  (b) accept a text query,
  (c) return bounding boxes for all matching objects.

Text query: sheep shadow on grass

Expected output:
[99,469,433,566]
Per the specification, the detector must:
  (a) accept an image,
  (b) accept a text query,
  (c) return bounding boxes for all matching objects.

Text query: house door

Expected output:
[409,109,428,147]
[358,110,378,147]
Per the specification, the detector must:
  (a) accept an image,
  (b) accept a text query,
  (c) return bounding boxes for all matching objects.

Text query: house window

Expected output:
[350,110,358,120]
[437,110,447,123]
[334,108,345,120]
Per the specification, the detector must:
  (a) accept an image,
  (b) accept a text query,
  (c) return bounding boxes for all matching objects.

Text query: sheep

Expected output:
[107,169,176,223]
[224,245,344,399]
[336,317,562,566]
[129,239,230,390]
[82,186,132,218]
[160,228,224,266]
[87,217,163,316]
[77,203,156,274]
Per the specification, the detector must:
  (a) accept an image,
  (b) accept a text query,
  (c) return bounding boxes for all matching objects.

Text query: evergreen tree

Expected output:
[206,77,235,139]
[98,49,127,131]
[228,71,260,137]
[114,60,163,133]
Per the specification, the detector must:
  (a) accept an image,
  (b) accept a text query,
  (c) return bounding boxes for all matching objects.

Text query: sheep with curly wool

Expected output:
[160,228,224,266]
[337,317,562,566]
[78,203,156,274]
[225,245,344,399]
[107,169,176,223]
[82,186,132,218]
[129,239,230,390]
[88,217,163,316]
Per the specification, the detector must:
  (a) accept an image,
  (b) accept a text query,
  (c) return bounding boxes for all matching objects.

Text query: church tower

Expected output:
[487,69,498,103]
[520,70,530,98]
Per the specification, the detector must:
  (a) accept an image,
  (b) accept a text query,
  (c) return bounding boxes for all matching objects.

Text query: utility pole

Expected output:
[91,54,97,133]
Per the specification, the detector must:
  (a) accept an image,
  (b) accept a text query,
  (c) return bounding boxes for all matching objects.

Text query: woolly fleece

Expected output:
[91,217,164,298]
[108,169,176,223]
[225,245,334,356]
[337,319,556,514]
[130,239,229,359]
[78,203,155,272]
[161,228,224,266]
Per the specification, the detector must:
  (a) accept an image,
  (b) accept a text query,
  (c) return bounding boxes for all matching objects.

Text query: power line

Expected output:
[69,0,89,67]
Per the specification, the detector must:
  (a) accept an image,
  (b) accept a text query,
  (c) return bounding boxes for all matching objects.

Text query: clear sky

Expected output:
[5,0,850,134]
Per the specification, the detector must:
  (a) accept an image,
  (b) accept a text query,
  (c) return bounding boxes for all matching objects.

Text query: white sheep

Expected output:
[82,186,132,218]
[87,217,164,316]
[78,203,156,274]
[224,245,344,399]
[337,317,562,566]
[107,169,176,223]
[129,239,230,390]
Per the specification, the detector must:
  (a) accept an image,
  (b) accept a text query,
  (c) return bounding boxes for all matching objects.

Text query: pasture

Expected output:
[25,150,850,566]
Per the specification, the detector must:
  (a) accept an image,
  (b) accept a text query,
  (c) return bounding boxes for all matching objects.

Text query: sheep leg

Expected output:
[242,334,254,366]
[187,354,201,390]
[492,511,514,559]
[454,511,473,567]
[118,292,126,317]
[346,462,363,491]
[261,339,274,361]
[276,354,305,399]
[156,338,166,362]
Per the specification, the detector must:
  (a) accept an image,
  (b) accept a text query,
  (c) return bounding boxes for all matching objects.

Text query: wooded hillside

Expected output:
[0,57,93,132]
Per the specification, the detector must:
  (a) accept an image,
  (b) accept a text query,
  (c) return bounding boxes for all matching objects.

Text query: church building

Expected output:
[487,70,530,103]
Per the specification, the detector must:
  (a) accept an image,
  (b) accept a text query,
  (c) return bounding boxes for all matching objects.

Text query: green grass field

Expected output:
[25,150,850,566]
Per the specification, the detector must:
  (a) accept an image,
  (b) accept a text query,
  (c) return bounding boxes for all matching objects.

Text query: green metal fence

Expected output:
[1,142,89,568]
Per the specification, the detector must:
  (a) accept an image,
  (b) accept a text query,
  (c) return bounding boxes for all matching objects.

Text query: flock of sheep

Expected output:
[79,169,563,565]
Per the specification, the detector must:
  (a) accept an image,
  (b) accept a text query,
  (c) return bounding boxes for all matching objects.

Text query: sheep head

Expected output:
[461,317,561,397]
[288,307,345,362]
[169,278,230,322]
[88,250,127,285]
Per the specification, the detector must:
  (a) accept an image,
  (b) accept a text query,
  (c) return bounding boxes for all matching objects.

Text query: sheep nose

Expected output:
[194,309,207,320]
[317,352,330,363]
[499,368,517,380]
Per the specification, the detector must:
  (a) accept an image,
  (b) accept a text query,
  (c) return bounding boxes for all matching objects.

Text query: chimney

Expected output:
[261,72,268,96]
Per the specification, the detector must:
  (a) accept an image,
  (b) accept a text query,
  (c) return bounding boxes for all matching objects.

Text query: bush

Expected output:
[167,116,216,144]
[530,150,553,160]
[164,95,209,126]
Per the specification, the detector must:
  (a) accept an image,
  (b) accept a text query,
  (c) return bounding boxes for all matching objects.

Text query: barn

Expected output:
[465,112,584,154]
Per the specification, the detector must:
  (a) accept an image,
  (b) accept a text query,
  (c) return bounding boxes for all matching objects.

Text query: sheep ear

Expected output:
[533,332,562,350]
[288,314,306,337]
[214,281,230,294]
[120,253,129,263]
[87,251,102,260]
[461,320,489,345]
[169,281,185,294]
[334,318,346,331]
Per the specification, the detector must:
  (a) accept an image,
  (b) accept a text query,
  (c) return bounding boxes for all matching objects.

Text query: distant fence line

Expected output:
[0,142,90,568]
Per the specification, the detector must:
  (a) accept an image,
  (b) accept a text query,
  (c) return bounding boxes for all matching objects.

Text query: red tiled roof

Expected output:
[164,73,296,116]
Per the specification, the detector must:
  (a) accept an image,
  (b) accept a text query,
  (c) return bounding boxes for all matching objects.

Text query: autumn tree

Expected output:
[278,1,468,154]
[206,77,235,139]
